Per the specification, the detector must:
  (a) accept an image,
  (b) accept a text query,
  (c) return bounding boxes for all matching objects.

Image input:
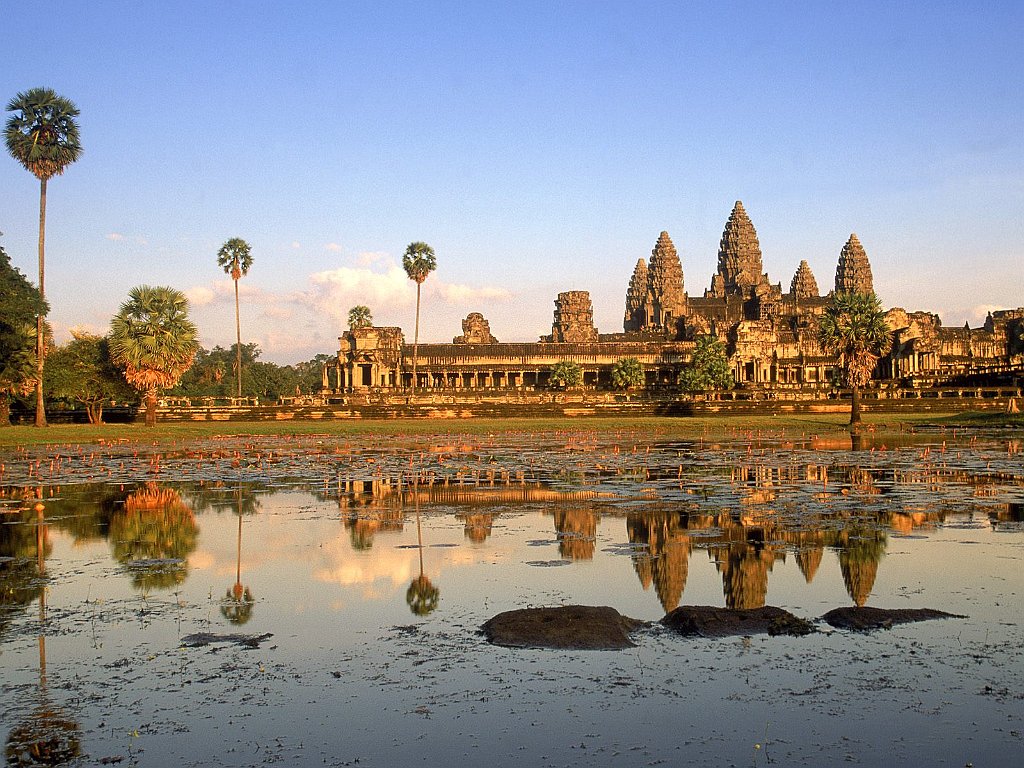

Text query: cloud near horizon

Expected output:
[303,258,512,324]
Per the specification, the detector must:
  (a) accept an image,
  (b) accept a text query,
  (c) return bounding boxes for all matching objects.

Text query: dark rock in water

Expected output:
[180,632,273,648]
[482,605,644,650]
[661,605,815,638]
[822,606,965,631]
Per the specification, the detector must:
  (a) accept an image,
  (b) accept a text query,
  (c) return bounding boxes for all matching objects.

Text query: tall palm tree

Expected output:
[216,238,253,399]
[818,291,890,428]
[5,88,82,426]
[109,286,199,427]
[401,242,436,389]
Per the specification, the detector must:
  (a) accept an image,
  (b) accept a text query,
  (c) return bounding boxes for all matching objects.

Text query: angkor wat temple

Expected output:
[327,201,1023,394]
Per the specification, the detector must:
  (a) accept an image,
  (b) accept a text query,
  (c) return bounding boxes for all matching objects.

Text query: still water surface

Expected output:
[1,428,1022,766]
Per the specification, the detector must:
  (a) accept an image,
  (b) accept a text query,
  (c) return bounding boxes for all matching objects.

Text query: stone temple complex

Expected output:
[326,201,1023,396]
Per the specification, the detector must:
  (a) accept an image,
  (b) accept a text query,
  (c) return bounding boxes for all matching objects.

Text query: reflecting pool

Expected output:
[1,428,1023,766]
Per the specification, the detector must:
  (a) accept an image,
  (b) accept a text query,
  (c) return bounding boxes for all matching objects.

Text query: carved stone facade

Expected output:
[330,202,1023,393]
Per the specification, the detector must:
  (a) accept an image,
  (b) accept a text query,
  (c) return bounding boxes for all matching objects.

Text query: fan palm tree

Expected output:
[108,286,199,427]
[818,291,890,428]
[5,88,82,426]
[216,238,253,398]
[347,304,373,330]
[401,242,436,389]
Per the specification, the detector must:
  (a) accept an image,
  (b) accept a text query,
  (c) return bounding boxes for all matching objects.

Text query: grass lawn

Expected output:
[1,411,1012,450]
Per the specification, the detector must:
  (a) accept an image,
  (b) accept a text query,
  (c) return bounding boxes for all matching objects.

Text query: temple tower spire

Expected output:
[624,258,650,332]
[714,201,764,295]
[835,233,874,294]
[790,260,819,299]
[647,231,686,328]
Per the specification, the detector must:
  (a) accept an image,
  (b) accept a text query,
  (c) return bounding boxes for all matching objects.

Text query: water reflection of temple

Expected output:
[627,512,691,612]
[625,508,893,610]
[325,476,607,549]
[551,506,599,560]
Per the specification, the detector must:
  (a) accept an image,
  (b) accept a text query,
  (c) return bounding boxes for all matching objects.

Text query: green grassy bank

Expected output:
[2,411,1017,449]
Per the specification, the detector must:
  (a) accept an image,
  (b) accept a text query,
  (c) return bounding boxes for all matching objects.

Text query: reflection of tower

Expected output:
[794,531,826,583]
[341,485,404,551]
[836,528,886,607]
[710,524,780,610]
[552,506,598,560]
[626,512,691,612]
[458,512,497,543]
[6,498,81,765]
[406,482,439,616]
[221,488,255,625]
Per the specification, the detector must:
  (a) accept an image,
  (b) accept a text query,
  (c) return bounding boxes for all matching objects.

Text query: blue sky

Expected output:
[2,1,1021,363]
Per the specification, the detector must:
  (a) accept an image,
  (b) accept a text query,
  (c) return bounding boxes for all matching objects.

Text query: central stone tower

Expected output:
[708,201,766,298]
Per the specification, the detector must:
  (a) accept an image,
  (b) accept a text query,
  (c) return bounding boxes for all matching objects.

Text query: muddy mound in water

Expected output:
[482,605,645,649]
[822,606,966,631]
[662,605,816,638]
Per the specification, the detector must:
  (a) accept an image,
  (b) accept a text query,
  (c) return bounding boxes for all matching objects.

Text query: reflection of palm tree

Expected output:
[111,483,198,591]
[6,499,81,765]
[0,495,47,635]
[405,482,439,616]
[220,488,255,625]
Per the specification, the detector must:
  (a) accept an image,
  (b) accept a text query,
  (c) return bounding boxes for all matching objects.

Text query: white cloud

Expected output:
[434,283,513,305]
[291,241,301,250]
[325,242,343,252]
[185,286,216,306]
[106,232,124,241]
[306,263,415,322]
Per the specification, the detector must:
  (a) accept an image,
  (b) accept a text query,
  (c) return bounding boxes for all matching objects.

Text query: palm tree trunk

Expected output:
[234,277,242,399]
[35,178,48,427]
[145,388,157,427]
[412,282,421,390]
[850,384,862,428]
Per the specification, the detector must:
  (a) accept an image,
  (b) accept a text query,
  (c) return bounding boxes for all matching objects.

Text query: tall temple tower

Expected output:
[647,231,686,328]
[835,234,874,294]
[709,201,765,297]
[623,231,686,333]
